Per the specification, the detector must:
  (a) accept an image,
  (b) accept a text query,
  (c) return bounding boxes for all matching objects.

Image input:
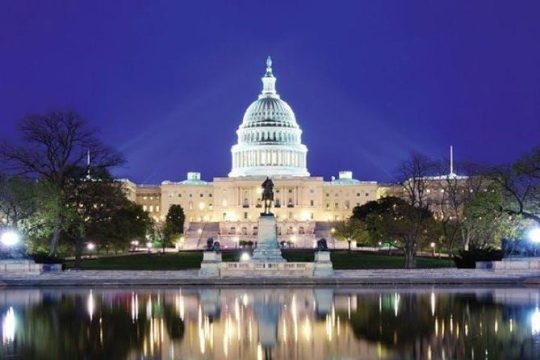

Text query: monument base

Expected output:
[220,261,314,277]
[313,251,334,276]
[199,251,222,277]
[252,215,285,262]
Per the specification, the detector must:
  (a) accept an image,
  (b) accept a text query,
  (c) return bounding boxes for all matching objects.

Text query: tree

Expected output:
[461,184,522,249]
[488,146,540,226]
[357,197,438,268]
[62,167,152,268]
[162,205,185,251]
[0,111,124,255]
[0,175,38,228]
[394,153,439,268]
[398,153,438,209]
[333,218,370,251]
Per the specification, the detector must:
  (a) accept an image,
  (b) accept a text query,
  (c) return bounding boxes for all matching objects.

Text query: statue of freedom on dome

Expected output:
[261,177,274,215]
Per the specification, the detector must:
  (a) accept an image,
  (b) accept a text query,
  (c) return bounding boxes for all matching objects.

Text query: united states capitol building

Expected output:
[122,58,387,249]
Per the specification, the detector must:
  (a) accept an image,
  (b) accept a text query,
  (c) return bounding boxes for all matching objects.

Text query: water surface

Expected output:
[1,286,540,359]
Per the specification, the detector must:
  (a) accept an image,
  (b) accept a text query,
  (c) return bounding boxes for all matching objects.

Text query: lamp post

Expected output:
[430,242,436,257]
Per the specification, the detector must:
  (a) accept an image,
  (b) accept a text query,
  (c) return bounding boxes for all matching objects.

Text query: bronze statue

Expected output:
[261,177,274,215]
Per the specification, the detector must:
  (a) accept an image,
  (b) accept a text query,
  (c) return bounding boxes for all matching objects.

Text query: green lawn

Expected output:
[65,250,454,270]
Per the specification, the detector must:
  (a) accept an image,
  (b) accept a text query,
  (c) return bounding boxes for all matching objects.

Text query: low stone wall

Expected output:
[476,258,540,271]
[221,261,314,277]
[0,260,43,274]
[198,251,334,277]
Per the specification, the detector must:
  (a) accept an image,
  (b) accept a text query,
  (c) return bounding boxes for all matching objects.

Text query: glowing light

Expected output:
[146,242,152,249]
[197,229,203,234]
[87,291,95,321]
[0,231,19,247]
[86,242,95,251]
[2,307,16,344]
[431,292,436,316]
[240,252,251,262]
[528,228,540,243]
[131,240,139,246]
[303,317,312,341]
[430,242,436,248]
[531,307,540,335]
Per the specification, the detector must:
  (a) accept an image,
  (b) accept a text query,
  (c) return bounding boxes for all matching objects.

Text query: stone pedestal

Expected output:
[313,251,333,276]
[199,251,222,277]
[252,215,285,262]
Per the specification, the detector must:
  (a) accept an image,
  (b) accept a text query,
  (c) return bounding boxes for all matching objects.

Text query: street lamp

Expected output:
[430,242,436,257]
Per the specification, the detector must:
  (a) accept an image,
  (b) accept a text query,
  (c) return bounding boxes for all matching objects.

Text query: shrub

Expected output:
[31,252,64,264]
[453,246,503,268]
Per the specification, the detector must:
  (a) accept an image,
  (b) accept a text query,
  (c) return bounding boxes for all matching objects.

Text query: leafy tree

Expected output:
[0,175,38,228]
[0,111,124,255]
[161,204,185,251]
[357,197,438,268]
[461,184,522,249]
[60,167,151,268]
[333,218,370,251]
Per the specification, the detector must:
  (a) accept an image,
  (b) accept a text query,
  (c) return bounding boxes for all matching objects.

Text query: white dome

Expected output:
[242,96,298,129]
[229,57,309,177]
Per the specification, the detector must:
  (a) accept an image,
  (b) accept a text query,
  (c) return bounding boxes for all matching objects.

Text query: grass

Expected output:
[65,250,454,270]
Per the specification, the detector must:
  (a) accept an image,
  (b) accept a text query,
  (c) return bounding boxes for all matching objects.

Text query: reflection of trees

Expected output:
[341,292,539,360]
[345,293,432,355]
[10,293,183,359]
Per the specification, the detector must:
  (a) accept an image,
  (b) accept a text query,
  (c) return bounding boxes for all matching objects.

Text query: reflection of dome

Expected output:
[229,57,309,177]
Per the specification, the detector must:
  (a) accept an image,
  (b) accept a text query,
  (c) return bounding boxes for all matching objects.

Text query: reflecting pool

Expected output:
[1,286,540,359]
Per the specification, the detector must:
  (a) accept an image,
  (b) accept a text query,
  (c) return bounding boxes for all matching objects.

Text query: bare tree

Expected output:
[396,153,438,268]
[0,111,124,255]
[488,146,540,226]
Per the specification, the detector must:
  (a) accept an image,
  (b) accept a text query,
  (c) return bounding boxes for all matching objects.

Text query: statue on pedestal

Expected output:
[261,177,274,215]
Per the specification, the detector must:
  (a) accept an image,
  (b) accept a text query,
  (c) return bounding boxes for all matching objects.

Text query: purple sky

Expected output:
[1,1,539,184]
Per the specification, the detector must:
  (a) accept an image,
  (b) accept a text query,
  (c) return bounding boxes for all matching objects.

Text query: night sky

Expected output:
[1,1,539,184]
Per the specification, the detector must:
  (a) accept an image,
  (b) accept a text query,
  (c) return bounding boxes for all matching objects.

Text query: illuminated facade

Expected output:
[122,58,379,248]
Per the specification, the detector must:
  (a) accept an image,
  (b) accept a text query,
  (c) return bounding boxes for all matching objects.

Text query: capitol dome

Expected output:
[229,57,309,177]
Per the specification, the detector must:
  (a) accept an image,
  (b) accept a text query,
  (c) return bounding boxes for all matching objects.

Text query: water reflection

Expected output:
[0,287,540,359]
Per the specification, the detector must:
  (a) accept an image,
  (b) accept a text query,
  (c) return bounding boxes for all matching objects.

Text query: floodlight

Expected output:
[240,252,251,262]
[0,231,19,247]
[528,228,540,243]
